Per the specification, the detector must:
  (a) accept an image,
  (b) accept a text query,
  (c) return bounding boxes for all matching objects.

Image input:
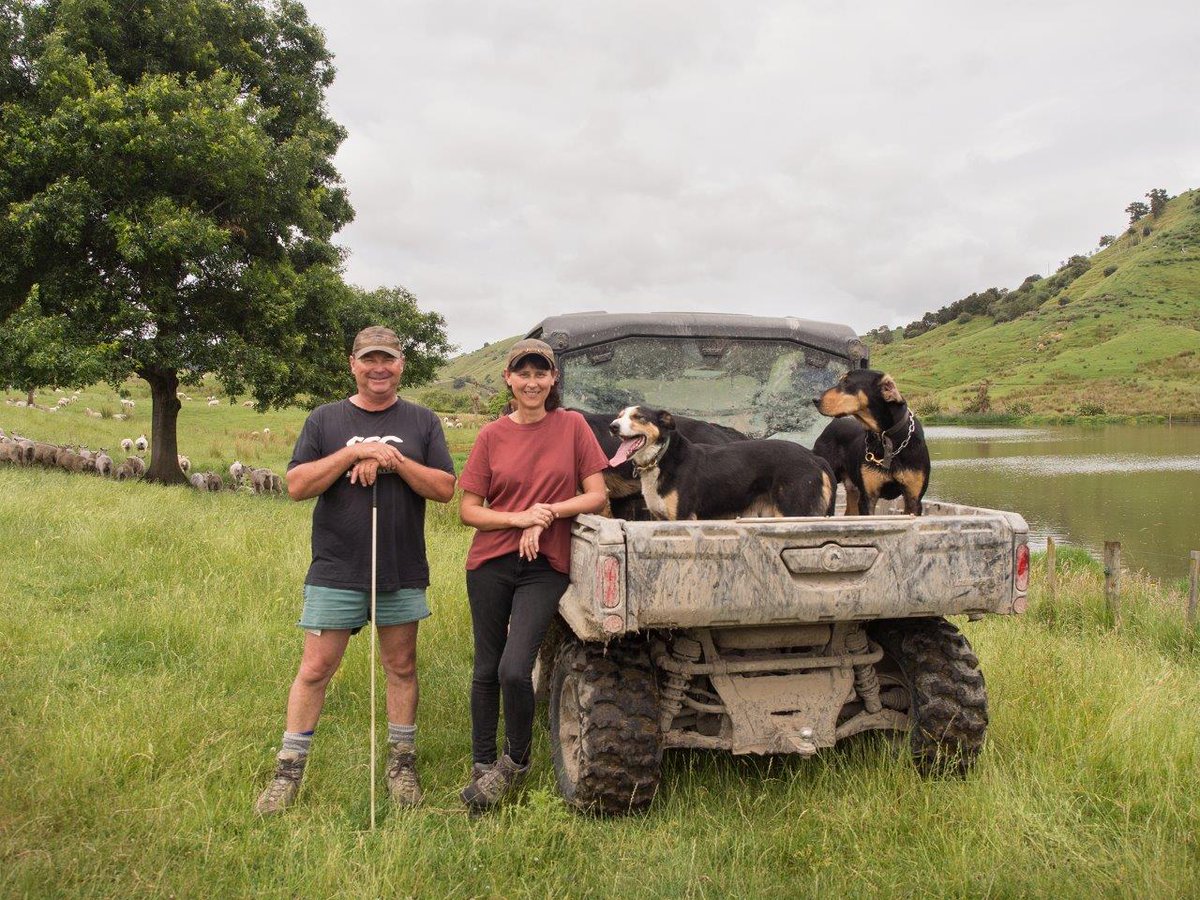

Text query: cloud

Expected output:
[304,0,1200,352]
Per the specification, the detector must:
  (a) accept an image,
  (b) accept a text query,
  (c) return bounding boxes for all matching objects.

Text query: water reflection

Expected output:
[923,424,1200,583]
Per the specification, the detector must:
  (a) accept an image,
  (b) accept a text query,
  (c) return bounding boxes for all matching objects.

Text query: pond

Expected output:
[924,424,1200,584]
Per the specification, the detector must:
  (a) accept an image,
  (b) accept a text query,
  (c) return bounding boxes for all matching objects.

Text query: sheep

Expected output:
[54,446,79,469]
[135,434,148,452]
[114,458,142,481]
[120,438,133,453]
[32,441,60,467]
[84,407,102,418]
[0,442,18,464]
[56,397,70,407]
[242,400,254,408]
[120,398,135,409]
[16,440,35,465]
[207,398,219,407]
[189,471,224,491]
[94,452,113,477]
[229,460,246,485]
[262,427,271,437]
[250,467,284,495]
[178,454,191,474]
[125,455,146,477]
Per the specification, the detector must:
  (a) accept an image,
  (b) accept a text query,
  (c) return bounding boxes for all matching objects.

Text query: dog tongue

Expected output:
[608,437,644,467]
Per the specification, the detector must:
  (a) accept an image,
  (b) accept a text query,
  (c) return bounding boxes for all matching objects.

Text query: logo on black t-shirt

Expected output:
[346,435,404,448]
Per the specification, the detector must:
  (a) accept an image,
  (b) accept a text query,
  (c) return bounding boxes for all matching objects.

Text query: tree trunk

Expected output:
[26,389,35,406]
[143,368,187,485]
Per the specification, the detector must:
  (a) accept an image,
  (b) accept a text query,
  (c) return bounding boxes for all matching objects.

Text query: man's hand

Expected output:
[348,442,405,486]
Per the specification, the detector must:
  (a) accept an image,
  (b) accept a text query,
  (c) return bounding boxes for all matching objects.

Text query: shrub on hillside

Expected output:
[1078,402,1105,416]
[913,396,941,416]
[1104,265,1118,276]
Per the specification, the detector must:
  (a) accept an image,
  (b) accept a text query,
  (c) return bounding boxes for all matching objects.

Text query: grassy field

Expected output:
[3,401,1200,897]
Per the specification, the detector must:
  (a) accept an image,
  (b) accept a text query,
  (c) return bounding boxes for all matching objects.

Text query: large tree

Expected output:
[0,0,445,484]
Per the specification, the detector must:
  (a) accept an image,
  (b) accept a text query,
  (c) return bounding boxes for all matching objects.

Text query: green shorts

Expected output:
[299,584,431,633]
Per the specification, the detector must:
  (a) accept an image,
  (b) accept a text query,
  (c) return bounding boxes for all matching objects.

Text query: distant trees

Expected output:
[862,325,896,345]
[1098,234,1116,248]
[1125,201,1150,225]
[0,293,117,406]
[1147,188,1170,218]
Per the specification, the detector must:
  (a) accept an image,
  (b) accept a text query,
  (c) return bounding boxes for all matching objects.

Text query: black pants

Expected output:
[466,553,569,766]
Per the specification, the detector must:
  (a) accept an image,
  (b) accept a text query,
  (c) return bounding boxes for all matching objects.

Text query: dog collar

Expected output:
[632,435,670,477]
[865,411,915,470]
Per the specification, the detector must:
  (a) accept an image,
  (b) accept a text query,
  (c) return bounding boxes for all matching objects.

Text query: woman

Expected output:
[457,337,609,811]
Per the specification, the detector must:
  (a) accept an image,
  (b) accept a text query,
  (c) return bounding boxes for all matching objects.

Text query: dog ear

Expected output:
[880,374,904,403]
[659,410,676,432]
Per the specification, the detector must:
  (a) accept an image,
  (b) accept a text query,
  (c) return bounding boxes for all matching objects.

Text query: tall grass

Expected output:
[3,461,1200,895]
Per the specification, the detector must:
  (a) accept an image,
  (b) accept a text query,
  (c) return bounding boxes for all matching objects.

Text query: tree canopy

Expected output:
[0,0,449,482]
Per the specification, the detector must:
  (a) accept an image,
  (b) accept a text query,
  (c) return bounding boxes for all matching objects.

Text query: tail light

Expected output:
[1015,543,1030,593]
[598,556,621,609]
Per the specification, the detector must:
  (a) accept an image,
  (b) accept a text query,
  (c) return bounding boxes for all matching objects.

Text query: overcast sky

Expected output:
[301,0,1200,354]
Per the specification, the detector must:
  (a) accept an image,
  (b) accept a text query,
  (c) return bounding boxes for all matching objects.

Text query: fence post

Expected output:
[1046,536,1057,600]
[1104,541,1121,625]
[1188,551,1200,626]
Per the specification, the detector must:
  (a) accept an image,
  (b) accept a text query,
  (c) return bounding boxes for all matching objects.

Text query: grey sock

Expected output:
[388,723,416,746]
[281,730,313,757]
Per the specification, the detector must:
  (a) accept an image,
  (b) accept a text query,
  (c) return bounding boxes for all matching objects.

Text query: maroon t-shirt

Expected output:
[460,408,610,574]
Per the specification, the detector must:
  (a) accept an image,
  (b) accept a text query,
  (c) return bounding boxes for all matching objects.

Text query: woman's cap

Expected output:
[505,338,557,370]
[353,325,404,359]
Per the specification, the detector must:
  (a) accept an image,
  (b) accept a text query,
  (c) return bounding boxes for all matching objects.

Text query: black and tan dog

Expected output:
[812,369,929,516]
[609,406,835,520]
[576,409,747,517]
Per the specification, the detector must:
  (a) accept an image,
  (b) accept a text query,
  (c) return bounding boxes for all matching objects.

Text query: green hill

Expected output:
[869,190,1200,419]
[402,334,521,412]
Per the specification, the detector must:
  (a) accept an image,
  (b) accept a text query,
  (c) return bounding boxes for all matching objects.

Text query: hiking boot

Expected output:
[459,754,529,812]
[254,751,306,816]
[386,743,423,807]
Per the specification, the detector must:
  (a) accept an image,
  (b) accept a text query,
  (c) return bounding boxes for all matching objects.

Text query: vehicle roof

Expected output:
[528,311,864,361]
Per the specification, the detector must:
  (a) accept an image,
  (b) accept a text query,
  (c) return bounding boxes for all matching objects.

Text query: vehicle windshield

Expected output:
[559,337,847,444]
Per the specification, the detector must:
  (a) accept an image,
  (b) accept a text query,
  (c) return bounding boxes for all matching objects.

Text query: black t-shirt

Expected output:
[288,398,456,591]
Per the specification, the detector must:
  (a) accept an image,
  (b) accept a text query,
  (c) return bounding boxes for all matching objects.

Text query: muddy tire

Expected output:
[532,616,565,703]
[868,617,988,777]
[549,637,662,815]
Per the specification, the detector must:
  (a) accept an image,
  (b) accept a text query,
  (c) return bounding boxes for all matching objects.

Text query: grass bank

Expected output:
[2,466,1200,897]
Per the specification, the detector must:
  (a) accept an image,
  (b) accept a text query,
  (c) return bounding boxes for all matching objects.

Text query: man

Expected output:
[255,325,457,815]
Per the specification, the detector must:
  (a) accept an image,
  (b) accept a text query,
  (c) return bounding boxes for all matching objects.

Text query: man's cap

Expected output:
[352,325,403,359]
[505,338,557,370]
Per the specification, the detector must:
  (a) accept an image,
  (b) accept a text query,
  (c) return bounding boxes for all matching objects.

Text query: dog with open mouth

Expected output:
[609,406,835,521]
[575,409,747,518]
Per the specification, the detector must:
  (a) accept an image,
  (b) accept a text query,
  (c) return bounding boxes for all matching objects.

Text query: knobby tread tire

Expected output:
[549,638,662,815]
[868,617,989,777]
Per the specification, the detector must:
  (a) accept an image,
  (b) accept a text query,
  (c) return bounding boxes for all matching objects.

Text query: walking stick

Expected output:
[369,477,378,830]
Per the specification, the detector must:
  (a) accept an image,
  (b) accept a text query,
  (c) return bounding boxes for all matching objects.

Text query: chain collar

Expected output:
[631,436,671,477]
[864,411,915,470]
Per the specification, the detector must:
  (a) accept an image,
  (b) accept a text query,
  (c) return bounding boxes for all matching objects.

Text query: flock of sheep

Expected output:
[0,428,285,494]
